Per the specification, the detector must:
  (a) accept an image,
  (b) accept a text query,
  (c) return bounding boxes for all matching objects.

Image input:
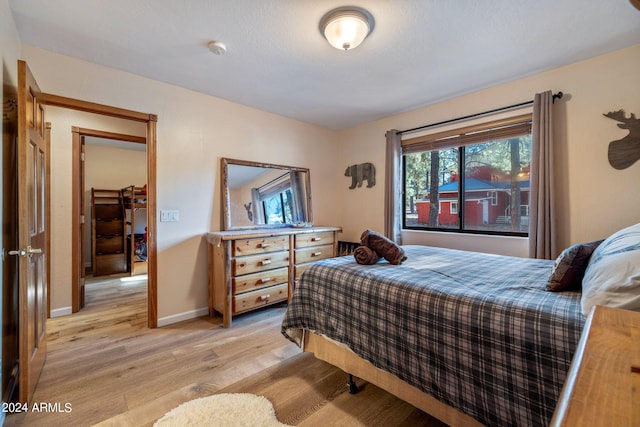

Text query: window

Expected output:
[263,190,293,224]
[403,114,532,236]
[255,173,294,224]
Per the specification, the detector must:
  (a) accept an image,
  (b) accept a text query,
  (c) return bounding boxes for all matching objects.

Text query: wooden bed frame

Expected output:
[303,330,483,427]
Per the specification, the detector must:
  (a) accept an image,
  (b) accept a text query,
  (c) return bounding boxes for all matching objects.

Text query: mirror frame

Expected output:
[221,157,313,230]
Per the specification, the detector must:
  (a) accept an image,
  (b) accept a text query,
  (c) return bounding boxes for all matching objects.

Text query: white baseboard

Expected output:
[157,307,209,327]
[50,307,72,318]
[50,306,209,325]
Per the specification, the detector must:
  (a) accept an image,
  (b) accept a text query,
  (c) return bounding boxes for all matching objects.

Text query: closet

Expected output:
[91,188,127,275]
[122,185,148,275]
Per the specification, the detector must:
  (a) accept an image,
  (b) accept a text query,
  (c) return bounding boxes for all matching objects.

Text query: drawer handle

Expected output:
[259,277,272,284]
[259,243,271,249]
[312,252,322,257]
[311,237,322,242]
[260,294,270,301]
[260,259,271,266]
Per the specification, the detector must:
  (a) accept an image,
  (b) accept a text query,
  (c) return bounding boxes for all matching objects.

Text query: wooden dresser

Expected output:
[206,226,341,327]
[550,305,640,426]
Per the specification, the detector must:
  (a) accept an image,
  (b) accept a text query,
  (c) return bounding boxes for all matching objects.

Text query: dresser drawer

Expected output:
[232,251,290,276]
[95,235,124,254]
[94,253,126,275]
[94,204,122,220]
[233,283,288,314]
[233,267,289,295]
[233,236,289,256]
[295,232,334,248]
[295,244,334,264]
[95,219,123,236]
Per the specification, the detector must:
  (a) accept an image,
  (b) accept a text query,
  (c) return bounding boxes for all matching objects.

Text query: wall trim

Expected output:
[50,307,73,318]
[157,307,209,327]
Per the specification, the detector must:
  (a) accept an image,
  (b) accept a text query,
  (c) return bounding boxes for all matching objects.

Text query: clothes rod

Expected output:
[397,91,563,136]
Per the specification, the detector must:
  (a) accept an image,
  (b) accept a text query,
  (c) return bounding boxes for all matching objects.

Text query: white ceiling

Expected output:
[9,0,640,130]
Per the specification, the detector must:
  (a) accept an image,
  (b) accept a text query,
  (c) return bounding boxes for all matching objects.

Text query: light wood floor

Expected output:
[5,275,441,427]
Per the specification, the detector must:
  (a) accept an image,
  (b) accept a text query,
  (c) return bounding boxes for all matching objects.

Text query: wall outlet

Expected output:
[160,210,180,222]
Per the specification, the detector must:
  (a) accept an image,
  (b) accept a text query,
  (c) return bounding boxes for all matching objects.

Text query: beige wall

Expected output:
[21,45,341,324]
[337,45,640,257]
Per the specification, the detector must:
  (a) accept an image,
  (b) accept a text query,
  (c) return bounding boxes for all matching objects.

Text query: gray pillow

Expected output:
[546,240,603,292]
[581,223,640,316]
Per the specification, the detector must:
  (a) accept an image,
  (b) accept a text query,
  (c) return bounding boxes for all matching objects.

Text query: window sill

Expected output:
[402,229,529,258]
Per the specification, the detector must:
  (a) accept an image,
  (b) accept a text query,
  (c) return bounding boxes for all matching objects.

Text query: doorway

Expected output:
[79,130,147,310]
[42,93,158,328]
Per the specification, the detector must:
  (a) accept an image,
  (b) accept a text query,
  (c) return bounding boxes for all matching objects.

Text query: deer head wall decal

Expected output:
[603,109,640,170]
[244,202,253,221]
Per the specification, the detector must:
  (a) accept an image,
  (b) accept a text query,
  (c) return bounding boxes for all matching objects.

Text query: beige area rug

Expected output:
[154,393,292,427]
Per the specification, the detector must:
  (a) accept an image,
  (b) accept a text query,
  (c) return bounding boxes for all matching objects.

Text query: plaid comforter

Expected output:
[282,245,585,426]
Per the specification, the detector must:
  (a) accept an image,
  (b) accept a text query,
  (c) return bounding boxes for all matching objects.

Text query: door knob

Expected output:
[8,248,27,257]
[9,247,42,258]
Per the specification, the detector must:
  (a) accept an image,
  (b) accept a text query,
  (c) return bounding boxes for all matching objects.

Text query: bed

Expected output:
[281,245,586,427]
[122,185,148,275]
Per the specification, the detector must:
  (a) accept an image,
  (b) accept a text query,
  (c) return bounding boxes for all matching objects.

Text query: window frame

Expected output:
[401,114,532,237]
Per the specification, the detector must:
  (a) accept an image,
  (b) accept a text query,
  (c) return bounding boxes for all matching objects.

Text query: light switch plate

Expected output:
[160,210,180,222]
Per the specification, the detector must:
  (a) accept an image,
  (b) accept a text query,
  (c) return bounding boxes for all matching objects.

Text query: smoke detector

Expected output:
[207,41,227,56]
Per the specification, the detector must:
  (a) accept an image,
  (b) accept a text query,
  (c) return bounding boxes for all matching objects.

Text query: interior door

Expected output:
[15,60,48,403]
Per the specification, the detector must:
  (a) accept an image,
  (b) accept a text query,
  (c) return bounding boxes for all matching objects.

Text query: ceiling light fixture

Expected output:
[319,6,374,51]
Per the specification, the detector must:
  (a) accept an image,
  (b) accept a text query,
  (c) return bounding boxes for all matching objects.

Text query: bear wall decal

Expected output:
[345,163,376,189]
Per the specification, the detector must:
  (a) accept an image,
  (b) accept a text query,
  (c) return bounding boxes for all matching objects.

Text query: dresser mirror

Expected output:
[221,158,313,230]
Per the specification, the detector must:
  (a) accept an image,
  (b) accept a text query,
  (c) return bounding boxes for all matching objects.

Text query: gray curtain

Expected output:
[529,90,556,259]
[384,129,403,243]
[290,171,307,223]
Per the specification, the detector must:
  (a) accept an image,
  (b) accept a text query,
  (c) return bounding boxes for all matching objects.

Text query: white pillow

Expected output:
[581,222,640,316]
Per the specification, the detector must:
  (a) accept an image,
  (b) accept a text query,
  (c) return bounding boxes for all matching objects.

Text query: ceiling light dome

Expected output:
[319,6,374,51]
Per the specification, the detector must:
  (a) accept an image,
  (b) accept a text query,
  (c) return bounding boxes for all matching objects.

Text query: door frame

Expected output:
[41,93,158,328]
[72,127,146,313]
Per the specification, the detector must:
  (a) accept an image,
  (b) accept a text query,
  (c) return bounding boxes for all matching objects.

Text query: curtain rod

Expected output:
[397,91,563,136]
